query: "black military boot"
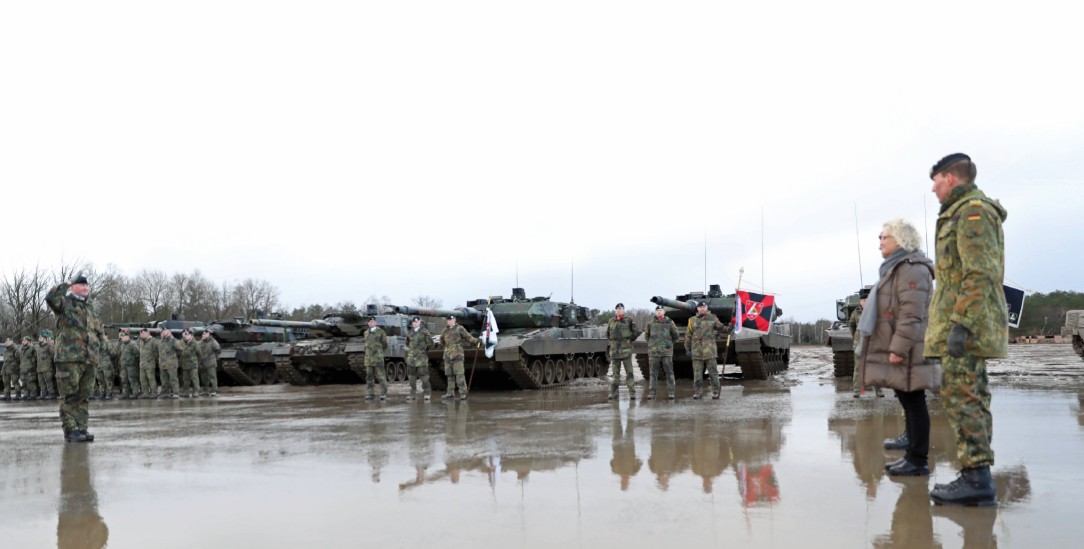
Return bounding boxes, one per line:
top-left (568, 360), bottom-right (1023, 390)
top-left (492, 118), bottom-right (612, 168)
top-left (884, 432), bottom-right (909, 450)
top-left (64, 431), bottom-right (89, 443)
top-left (931, 466), bottom-right (996, 507)
top-left (81, 430), bottom-right (95, 442)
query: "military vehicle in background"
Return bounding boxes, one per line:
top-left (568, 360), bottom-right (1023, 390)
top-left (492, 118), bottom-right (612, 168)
top-left (251, 305), bottom-right (440, 385)
top-left (1064, 310), bottom-right (1084, 362)
top-left (393, 287), bottom-right (607, 391)
top-left (632, 284), bottom-right (791, 381)
top-left (204, 317), bottom-right (311, 385)
top-left (827, 291), bottom-right (862, 378)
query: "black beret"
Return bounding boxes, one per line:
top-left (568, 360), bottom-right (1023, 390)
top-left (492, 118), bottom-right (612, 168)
top-left (446, 315), bottom-right (456, 320)
top-left (655, 304), bottom-right (665, 311)
top-left (859, 288), bottom-right (871, 299)
top-left (930, 153), bottom-right (971, 179)
top-left (615, 303), bottom-right (624, 309)
top-left (411, 316), bottom-right (421, 322)
top-left (697, 301), bottom-right (707, 307)
top-left (72, 275), bottom-right (89, 285)
top-left (367, 316), bottom-right (377, 321)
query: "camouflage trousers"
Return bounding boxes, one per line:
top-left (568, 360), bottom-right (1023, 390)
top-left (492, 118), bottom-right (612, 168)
top-left (852, 360), bottom-right (883, 395)
top-left (648, 356), bottom-right (675, 398)
top-left (118, 364), bottom-right (130, 396)
top-left (21, 369), bottom-right (39, 398)
top-left (444, 356), bottom-right (467, 396)
top-left (407, 362), bottom-right (430, 397)
top-left (38, 366), bottom-right (57, 396)
top-left (692, 359), bottom-right (720, 396)
top-left (139, 367), bottom-right (158, 397)
top-left (2, 371), bottom-right (15, 397)
top-left (199, 367), bottom-right (218, 394)
top-left (96, 365), bottom-right (114, 397)
top-left (182, 367), bottom-right (200, 395)
top-left (122, 364), bottom-right (140, 397)
top-left (609, 356), bottom-right (635, 396)
top-left (366, 361), bottom-right (388, 396)
top-left (56, 361), bottom-right (94, 433)
top-left (940, 355), bottom-right (994, 468)
top-left (159, 367), bottom-right (179, 396)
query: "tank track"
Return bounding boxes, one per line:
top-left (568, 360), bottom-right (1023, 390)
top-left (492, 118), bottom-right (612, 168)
top-left (517, 352), bottom-right (607, 390)
top-left (1072, 335), bottom-right (1084, 361)
top-left (346, 354), bottom-right (367, 383)
top-left (274, 356), bottom-right (311, 386)
top-left (500, 356), bottom-right (541, 390)
top-left (833, 351), bottom-right (855, 378)
top-left (428, 364), bottom-right (448, 391)
top-left (220, 358), bottom-right (258, 386)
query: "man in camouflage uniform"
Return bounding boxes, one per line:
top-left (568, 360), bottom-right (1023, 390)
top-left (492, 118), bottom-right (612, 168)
top-left (2, 337), bottom-right (20, 401)
top-left (45, 274), bottom-right (104, 442)
top-left (37, 330), bottom-right (58, 400)
top-left (925, 153), bottom-right (1007, 507)
top-left (157, 329), bottom-right (184, 398)
top-left (179, 330), bottom-right (202, 397)
top-left (686, 302), bottom-right (726, 400)
top-left (137, 328), bottom-right (159, 398)
top-left (440, 315), bottom-right (479, 401)
top-left (607, 303), bottom-right (641, 400)
top-left (95, 334), bottom-right (117, 400)
top-left (117, 329), bottom-right (141, 399)
top-left (643, 305), bottom-right (680, 400)
top-left (404, 316), bottom-right (432, 401)
top-left (20, 336), bottom-right (40, 400)
top-left (198, 331), bottom-right (221, 396)
top-left (363, 317), bottom-right (390, 402)
top-left (849, 289), bottom-right (884, 398)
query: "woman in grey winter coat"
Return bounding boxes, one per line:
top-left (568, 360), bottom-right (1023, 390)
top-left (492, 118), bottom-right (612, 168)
top-left (858, 218), bottom-right (937, 476)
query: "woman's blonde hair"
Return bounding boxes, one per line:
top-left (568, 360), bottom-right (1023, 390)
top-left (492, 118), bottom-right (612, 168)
top-left (883, 218), bottom-right (922, 252)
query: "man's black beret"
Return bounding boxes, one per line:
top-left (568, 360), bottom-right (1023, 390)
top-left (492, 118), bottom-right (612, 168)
top-left (930, 153), bottom-right (971, 179)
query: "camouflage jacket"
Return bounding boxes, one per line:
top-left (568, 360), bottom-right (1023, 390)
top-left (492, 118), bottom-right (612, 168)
top-left (849, 307), bottom-right (863, 348)
top-left (157, 334), bottom-right (184, 369)
top-left (181, 339), bottom-right (201, 369)
top-left (405, 327), bottom-right (432, 368)
top-left (925, 183), bottom-right (1009, 358)
top-left (363, 327), bottom-right (388, 366)
top-left (440, 324), bottom-right (478, 361)
top-left (607, 316), bottom-right (641, 360)
top-left (138, 337), bottom-right (159, 369)
top-left (199, 339), bottom-right (221, 368)
top-left (98, 339), bottom-right (118, 371)
top-left (686, 313), bottom-right (727, 360)
top-left (643, 316), bottom-right (680, 357)
top-left (2, 344), bottom-right (19, 373)
top-left (36, 340), bottom-right (55, 372)
top-left (119, 340), bottom-right (140, 370)
top-left (20, 343), bottom-right (38, 373)
top-left (45, 282), bottom-right (104, 364)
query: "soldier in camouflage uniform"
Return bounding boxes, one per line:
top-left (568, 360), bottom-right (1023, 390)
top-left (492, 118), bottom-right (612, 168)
top-left (20, 336), bottom-right (40, 400)
top-left (117, 329), bottom-right (141, 399)
top-left (137, 328), bottom-right (159, 398)
top-left (643, 305), bottom-right (680, 400)
top-left (404, 316), bottom-right (432, 401)
top-left (925, 153), bottom-right (1007, 507)
top-left (37, 330), bottom-right (58, 399)
top-left (363, 317), bottom-right (390, 402)
top-left (686, 302), bottom-right (726, 400)
top-left (179, 330), bottom-right (202, 397)
top-left (45, 275), bottom-right (104, 442)
top-left (198, 331), bottom-right (221, 396)
top-left (157, 329), bottom-right (184, 398)
top-left (95, 334), bottom-right (117, 400)
top-left (2, 337), bottom-right (20, 401)
top-left (440, 315), bottom-right (479, 401)
top-left (607, 303), bottom-right (641, 400)
top-left (849, 289), bottom-right (883, 398)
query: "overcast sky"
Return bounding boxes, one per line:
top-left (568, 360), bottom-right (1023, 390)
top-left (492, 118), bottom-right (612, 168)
top-left (2, 1), bottom-right (1082, 322)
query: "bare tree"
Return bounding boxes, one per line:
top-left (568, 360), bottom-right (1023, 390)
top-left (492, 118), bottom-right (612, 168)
top-left (232, 278), bottom-right (280, 319)
top-left (2, 265), bottom-right (51, 338)
top-left (135, 269), bottom-right (170, 318)
top-left (411, 295), bottom-right (443, 309)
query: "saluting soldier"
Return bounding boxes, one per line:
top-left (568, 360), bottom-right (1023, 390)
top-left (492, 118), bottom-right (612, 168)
top-left (404, 316), bottom-right (433, 401)
top-left (440, 315), bottom-right (479, 401)
top-left (96, 334), bottom-right (118, 400)
top-left (686, 302), bottom-right (726, 400)
top-left (198, 332), bottom-right (221, 396)
top-left (37, 330), bottom-right (58, 400)
top-left (643, 305), bottom-right (680, 400)
top-left (607, 303), bottom-right (641, 401)
top-left (20, 336), bottom-right (40, 400)
top-left (2, 337), bottom-right (20, 401)
top-left (137, 328), bottom-right (159, 398)
top-left (117, 329), bottom-right (141, 399)
top-left (45, 273), bottom-right (104, 442)
top-left (363, 317), bottom-right (389, 402)
top-left (925, 153), bottom-right (1008, 507)
top-left (157, 329), bottom-right (184, 398)
top-left (180, 330), bottom-right (202, 398)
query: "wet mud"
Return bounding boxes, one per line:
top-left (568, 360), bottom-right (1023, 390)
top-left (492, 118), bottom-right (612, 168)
top-left (1, 344), bottom-right (1081, 548)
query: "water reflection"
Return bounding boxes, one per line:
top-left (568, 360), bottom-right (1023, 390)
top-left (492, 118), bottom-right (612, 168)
top-left (872, 479), bottom-right (942, 549)
top-left (930, 466), bottom-right (1030, 549)
top-left (399, 404), bottom-right (436, 492)
top-left (57, 445), bottom-right (108, 549)
top-left (828, 394), bottom-right (903, 498)
top-left (610, 406), bottom-right (641, 491)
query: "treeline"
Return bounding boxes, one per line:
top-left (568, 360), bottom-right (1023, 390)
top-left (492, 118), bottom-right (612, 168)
top-left (1011, 290), bottom-right (1084, 336)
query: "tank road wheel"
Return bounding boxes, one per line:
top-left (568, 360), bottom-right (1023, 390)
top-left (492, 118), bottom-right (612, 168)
top-left (395, 362), bottom-right (407, 382)
top-left (530, 360), bottom-right (544, 385)
top-left (543, 360), bottom-right (556, 385)
top-left (575, 357), bottom-right (586, 379)
top-left (594, 356), bottom-right (607, 377)
top-left (737, 351), bottom-right (769, 380)
top-left (554, 359), bottom-right (566, 384)
top-left (244, 365), bottom-right (264, 385)
top-left (262, 366), bottom-right (279, 385)
top-left (565, 360), bottom-right (575, 381)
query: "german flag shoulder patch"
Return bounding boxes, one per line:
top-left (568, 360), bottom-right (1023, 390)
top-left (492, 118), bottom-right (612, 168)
top-left (967, 214), bottom-right (982, 221)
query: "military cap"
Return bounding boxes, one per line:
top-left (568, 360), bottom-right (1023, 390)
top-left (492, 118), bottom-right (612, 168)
top-left (411, 316), bottom-right (421, 323)
top-left (697, 301), bottom-right (708, 307)
top-left (40, 329), bottom-right (52, 338)
top-left (446, 314), bottom-right (456, 320)
top-left (72, 274), bottom-right (89, 285)
top-left (655, 304), bottom-right (665, 311)
top-left (367, 316), bottom-right (377, 322)
top-left (22, 335), bottom-right (32, 342)
top-left (859, 287), bottom-right (871, 299)
top-left (929, 153), bottom-right (971, 179)
top-left (615, 303), bottom-right (624, 309)
top-left (119, 328), bottom-right (131, 335)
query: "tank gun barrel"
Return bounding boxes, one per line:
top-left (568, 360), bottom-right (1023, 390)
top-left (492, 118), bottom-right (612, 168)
top-left (651, 296), bottom-right (735, 319)
top-left (249, 319), bottom-right (317, 329)
top-left (650, 296), bottom-right (698, 312)
top-left (392, 305), bottom-right (484, 324)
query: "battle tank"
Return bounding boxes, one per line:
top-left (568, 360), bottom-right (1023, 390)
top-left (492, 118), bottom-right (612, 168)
top-left (632, 284), bottom-right (791, 381)
top-left (204, 317), bottom-right (312, 386)
top-left (827, 291), bottom-right (862, 377)
top-left (1064, 310), bottom-right (1084, 362)
top-left (251, 305), bottom-right (440, 385)
top-left (392, 287), bottom-right (608, 390)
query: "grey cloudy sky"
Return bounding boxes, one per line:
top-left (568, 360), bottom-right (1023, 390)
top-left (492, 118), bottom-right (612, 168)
top-left (2, 1), bottom-right (1082, 322)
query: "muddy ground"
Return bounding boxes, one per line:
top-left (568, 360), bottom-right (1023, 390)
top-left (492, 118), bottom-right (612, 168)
top-left (1, 344), bottom-right (1081, 548)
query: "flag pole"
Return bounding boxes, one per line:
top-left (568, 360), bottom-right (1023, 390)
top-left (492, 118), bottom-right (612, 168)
top-left (723, 267), bottom-right (745, 366)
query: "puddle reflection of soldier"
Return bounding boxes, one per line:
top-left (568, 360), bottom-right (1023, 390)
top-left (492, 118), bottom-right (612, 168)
top-left (872, 480), bottom-right (942, 549)
top-left (932, 464), bottom-right (1030, 548)
top-left (57, 445), bottom-right (109, 549)
top-left (610, 412), bottom-right (642, 491)
top-left (444, 402), bottom-right (471, 483)
top-left (690, 414), bottom-right (729, 493)
top-left (829, 411), bottom-right (898, 498)
top-left (366, 415), bottom-right (388, 483)
top-left (648, 413), bottom-right (690, 491)
top-left (399, 404), bottom-right (436, 491)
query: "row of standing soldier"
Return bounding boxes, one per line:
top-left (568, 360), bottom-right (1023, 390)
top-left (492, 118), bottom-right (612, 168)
top-left (362, 314), bottom-right (480, 403)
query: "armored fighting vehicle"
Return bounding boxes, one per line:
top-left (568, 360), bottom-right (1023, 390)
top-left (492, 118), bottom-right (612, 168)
top-left (1064, 310), bottom-right (1084, 362)
top-left (393, 287), bottom-right (608, 390)
top-left (251, 305), bottom-right (439, 385)
top-left (633, 284), bottom-right (791, 381)
top-left (827, 291), bottom-right (862, 377)
top-left (204, 318), bottom-right (311, 385)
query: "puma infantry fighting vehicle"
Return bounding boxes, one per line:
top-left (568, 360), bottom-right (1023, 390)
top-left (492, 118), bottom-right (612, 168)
top-left (827, 290), bottom-right (864, 378)
top-left (1065, 310), bottom-right (1084, 362)
top-left (633, 284), bottom-right (791, 380)
top-left (251, 305), bottom-right (439, 385)
top-left (393, 287), bottom-right (608, 391)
